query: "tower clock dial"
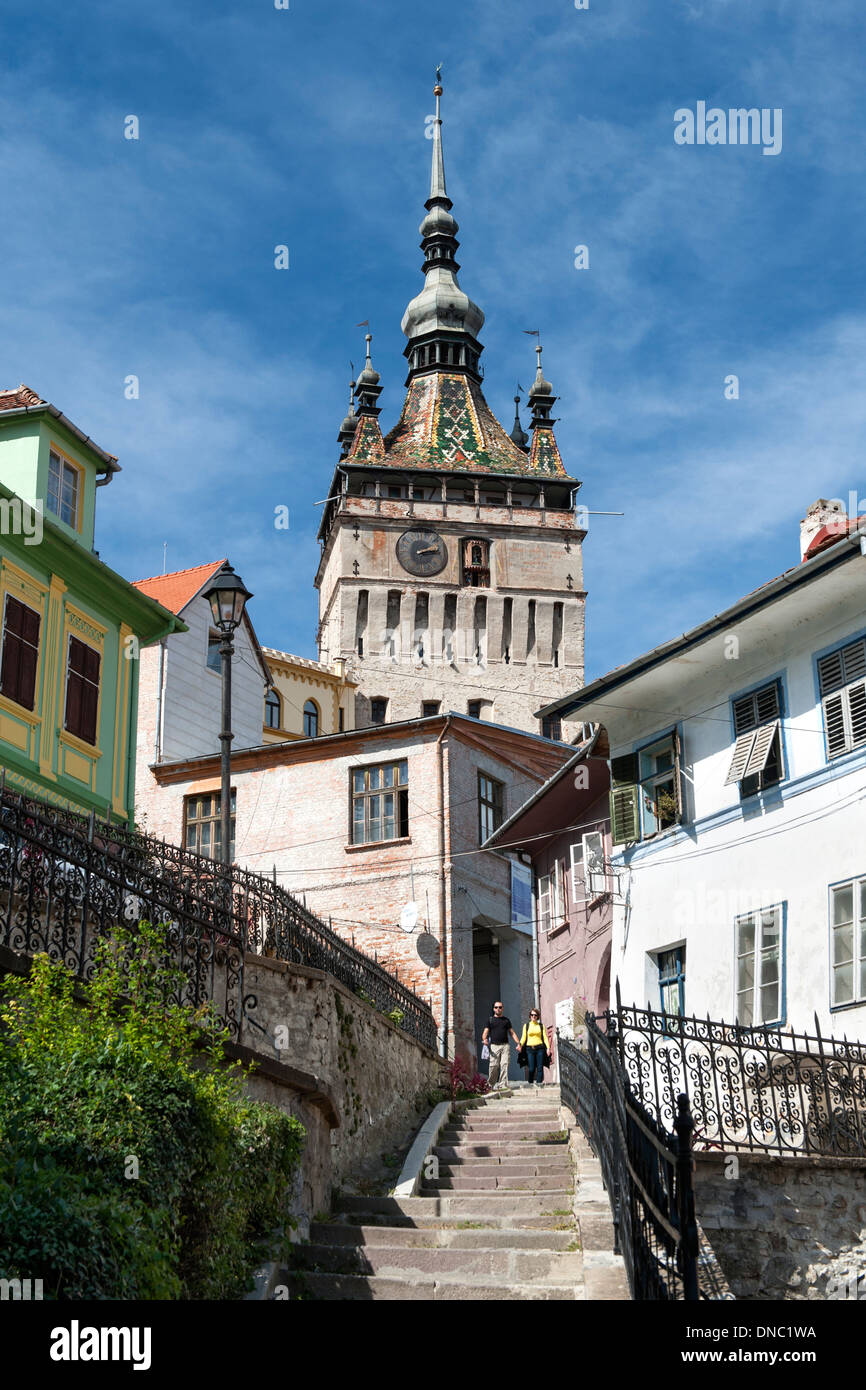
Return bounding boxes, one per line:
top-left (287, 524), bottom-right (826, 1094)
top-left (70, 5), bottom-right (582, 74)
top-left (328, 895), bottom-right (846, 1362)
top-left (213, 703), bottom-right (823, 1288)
top-left (396, 529), bottom-right (448, 577)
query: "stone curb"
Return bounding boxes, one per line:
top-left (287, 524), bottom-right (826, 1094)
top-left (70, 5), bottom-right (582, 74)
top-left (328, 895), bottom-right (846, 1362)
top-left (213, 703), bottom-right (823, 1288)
top-left (394, 1102), bottom-right (452, 1197)
top-left (392, 1088), bottom-right (519, 1198)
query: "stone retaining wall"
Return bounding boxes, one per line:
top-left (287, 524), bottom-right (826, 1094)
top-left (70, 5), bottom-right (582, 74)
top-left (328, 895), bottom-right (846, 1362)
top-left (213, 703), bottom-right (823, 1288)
top-left (694, 1151), bottom-right (866, 1300)
top-left (240, 955), bottom-right (445, 1229)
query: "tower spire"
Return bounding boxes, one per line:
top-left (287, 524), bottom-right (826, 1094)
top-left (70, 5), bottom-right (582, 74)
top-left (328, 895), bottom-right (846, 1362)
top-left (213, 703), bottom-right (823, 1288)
top-left (400, 69), bottom-right (485, 382)
top-left (430, 64), bottom-right (447, 201)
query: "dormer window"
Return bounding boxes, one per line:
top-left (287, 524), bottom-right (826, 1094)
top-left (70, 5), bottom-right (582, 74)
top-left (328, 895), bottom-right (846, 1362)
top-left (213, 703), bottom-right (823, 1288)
top-left (47, 450), bottom-right (81, 529)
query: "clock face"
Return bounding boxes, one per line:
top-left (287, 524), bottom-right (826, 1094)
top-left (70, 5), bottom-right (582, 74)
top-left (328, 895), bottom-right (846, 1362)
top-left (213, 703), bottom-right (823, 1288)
top-left (396, 529), bottom-right (448, 577)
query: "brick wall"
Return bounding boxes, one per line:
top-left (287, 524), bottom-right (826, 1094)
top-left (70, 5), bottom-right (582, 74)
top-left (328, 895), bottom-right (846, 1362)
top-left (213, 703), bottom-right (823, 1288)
top-left (136, 719), bottom-right (571, 1060)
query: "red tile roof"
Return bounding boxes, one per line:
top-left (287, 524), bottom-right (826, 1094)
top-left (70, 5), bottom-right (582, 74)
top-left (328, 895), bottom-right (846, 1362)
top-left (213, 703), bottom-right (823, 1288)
top-left (0, 384), bottom-right (45, 411)
top-left (133, 560), bottom-right (226, 616)
top-left (803, 517), bottom-right (866, 561)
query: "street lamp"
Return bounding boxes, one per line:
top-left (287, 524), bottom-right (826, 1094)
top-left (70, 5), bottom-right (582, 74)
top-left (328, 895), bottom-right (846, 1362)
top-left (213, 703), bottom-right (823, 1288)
top-left (203, 562), bottom-right (253, 867)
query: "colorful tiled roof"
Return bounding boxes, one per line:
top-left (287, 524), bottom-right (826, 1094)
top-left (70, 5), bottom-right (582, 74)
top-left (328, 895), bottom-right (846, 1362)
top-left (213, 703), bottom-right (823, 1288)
top-left (133, 560), bottom-right (226, 616)
top-left (347, 414), bottom-right (384, 461)
top-left (346, 371), bottom-right (569, 479)
top-left (529, 426), bottom-right (564, 475)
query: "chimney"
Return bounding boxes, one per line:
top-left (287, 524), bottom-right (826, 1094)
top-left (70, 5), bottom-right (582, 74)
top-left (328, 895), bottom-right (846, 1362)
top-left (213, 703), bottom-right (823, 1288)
top-left (800, 498), bottom-right (848, 561)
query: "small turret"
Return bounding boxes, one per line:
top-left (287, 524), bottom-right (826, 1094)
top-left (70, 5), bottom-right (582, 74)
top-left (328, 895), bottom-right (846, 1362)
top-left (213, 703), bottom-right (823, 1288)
top-left (338, 378), bottom-right (358, 458)
top-left (355, 335), bottom-right (383, 417)
top-left (509, 387), bottom-right (529, 452)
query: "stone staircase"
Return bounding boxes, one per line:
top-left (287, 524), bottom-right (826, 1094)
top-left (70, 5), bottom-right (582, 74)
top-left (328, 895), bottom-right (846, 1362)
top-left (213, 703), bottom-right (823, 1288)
top-left (280, 1084), bottom-right (626, 1300)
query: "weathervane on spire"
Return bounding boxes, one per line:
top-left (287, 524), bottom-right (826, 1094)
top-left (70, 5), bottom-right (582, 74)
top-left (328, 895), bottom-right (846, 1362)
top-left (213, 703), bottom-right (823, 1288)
top-left (435, 63), bottom-right (443, 88)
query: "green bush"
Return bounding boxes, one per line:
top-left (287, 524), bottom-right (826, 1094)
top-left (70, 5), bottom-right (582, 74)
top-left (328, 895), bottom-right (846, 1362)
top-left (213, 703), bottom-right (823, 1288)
top-left (0, 923), bottom-right (304, 1299)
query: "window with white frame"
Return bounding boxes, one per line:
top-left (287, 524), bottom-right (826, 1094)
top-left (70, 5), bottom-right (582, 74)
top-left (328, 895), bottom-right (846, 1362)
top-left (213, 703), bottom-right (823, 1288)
top-left (47, 450), bottom-right (80, 529)
top-left (830, 876), bottom-right (866, 1008)
top-left (818, 638), bottom-right (866, 759)
top-left (536, 859), bottom-right (565, 933)
top-left (570, 832), bottom-right (606, 900)
top-left (726, 683), bottom-right (782, 796)
top-left (351, 759), bottom-right (409, 845)
top-left (735, 906), bottom-right (783, 1025)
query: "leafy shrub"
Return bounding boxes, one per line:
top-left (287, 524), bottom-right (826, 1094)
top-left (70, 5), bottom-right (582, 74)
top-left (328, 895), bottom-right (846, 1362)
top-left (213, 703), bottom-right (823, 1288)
top-left (447, 1058), bottom-right (489, 1100)
top-left (0, 923), bottom-right (304, 1299)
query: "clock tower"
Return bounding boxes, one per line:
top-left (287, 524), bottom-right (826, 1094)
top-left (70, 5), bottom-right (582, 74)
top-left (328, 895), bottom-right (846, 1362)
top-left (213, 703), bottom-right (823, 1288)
top-left (315, 75), bottom-right (585, 738)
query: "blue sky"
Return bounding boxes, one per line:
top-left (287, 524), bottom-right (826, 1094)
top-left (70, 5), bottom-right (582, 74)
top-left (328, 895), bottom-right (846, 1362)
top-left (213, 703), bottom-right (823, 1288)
top-left (2, 0), bottom-right (865, 683)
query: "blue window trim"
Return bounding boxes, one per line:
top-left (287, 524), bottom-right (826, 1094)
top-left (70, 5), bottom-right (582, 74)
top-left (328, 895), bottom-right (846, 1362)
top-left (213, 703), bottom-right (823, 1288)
top-left (811, 624), bottom-right (866, 764)
top-left (733, 900), bottom-right (787, 1028)
top-left (827, 869), bottom-right (866, 1013)
top-left (727, 670), bottom-right (790, 799)
top-left (657, 943), bottom-right (686, 1017)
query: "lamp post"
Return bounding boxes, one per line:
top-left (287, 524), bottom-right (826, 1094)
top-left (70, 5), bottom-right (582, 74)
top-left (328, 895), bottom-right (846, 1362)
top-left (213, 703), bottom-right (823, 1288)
top-left (203, 562), bottom-right (253, 867)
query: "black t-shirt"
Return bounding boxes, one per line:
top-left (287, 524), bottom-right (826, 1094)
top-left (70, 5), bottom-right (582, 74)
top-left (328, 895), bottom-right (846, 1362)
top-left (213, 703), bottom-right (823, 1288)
top-left (487, 1015), bottom-right (512, 1045)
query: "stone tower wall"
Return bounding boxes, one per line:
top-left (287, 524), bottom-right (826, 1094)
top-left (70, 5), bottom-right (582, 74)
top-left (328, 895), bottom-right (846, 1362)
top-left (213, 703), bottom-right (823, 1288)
top-left (317, 493), bottom-right (586, 738)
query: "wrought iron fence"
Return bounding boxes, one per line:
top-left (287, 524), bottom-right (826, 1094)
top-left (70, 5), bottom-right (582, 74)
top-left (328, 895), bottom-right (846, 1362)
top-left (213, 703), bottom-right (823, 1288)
top-left (559, 1019), bottom-right (699, 1301)
top-left (0, 781), bottom-right (437, 1050)
top-left (609, 981), bottom-right (866, 1158)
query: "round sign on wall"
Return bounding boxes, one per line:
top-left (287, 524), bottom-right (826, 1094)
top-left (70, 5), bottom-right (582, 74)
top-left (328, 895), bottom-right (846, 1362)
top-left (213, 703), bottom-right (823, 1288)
top-left (400, 902), bottom-right (419, 933)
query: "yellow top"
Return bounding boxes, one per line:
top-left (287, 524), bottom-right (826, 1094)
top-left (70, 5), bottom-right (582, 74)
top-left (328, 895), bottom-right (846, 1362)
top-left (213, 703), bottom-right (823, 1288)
top-left (520, 1021), bottom-right (549, 1048)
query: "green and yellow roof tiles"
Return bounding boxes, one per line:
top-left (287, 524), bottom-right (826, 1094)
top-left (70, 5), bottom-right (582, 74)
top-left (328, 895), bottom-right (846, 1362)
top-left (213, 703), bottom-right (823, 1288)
top-left (347, 371), bottom-right (568, 478)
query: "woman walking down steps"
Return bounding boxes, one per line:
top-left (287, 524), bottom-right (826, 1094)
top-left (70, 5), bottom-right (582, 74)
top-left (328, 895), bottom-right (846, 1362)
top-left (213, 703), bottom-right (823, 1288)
top-left (518, 1009), bottom-right (551, 1087)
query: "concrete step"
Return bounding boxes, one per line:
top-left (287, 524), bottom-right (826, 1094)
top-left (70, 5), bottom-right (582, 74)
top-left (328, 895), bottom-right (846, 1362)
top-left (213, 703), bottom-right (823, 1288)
top-left (335, 1194), bottom-right (574, 1219)
top-left (291, 1243), bottom-right (583, 1280)
top-left (434, 1142), bottom-right (567, 1159)
top-left (424, 1173), bottom-right (571, 1192)
top-left (467, 1103), bottom-right (561, 1115)
top-left (278, 1272), bottom-right (580, 1301)
top-left (436, 1159), bottom-right (571, 1176)
top-left (324, 1211), bottom-right (575, 1231)
top-left (310, 1223), bottom-right (577, 1250)
top-left (439, 1131), bottom-right (564, 1146)
top-left (451, 1113), bottom-right (561, 1127)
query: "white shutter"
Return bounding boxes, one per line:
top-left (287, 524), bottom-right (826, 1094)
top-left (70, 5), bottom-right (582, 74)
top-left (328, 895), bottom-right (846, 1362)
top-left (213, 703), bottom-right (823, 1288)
top-left (725, 730), bottom-right (757, 784)
top-left (824, 692), bottom-right (847, 757)
top-left (552, 859), bottom-right (564, 921)
top-left (843, 640), bottom-right (866, 686)
top-left (848, 681), bottom-right (866, 748)
top-left (582, 831), bottom-right (606, 897)
top-left (818, 649), bottom-right (846, 697)
top-left (743, 720), bottom-right (779, 777)
top-left (570, 841), bottom-right (585, 899)
top-left (536, 874), bottom-right (551, 934)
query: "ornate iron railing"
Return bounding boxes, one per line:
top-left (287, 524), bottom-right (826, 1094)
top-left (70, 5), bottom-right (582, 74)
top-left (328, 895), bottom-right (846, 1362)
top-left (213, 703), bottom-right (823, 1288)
top-left (0, 781), bottom-right (437, 1050)
top-left (609, 981), bottom-right (866, 1158)
top-left (559, 1019), bottom-right (699, 1301)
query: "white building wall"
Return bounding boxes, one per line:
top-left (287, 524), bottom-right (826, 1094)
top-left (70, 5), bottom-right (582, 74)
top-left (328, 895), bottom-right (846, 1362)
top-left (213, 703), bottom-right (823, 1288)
top-left (610, 589), bottom-right (866, 1041)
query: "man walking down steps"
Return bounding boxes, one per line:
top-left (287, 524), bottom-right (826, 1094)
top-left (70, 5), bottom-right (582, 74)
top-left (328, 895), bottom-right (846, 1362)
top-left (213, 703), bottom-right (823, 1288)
top-left (280, 1083), bottom-right (629, 1300)
top-left (482, 1001), bottom-right (521, 1090)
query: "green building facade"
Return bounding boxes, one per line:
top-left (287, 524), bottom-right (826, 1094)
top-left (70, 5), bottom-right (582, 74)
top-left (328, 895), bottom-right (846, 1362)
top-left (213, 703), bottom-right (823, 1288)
top-left (0, 384), bottom-right (183, 822)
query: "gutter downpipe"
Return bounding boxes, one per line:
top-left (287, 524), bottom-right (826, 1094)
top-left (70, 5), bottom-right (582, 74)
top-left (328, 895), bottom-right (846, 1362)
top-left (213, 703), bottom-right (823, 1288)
top-left (531, 870), bottom-right (540, 1010)
top-left (154, 639), bottom-right (167, 763)
top-left (436, 715), bottom-right (453, 1058)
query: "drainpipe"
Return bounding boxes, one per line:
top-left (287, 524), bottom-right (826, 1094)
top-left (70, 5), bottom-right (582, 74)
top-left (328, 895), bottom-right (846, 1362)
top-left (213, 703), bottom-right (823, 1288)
top-left (530, 860), bottom-right (540, 1007)
top-left (154, 638), bottom-right (167, 762)
top-left (435, 715), bottom-right (452, 1058)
